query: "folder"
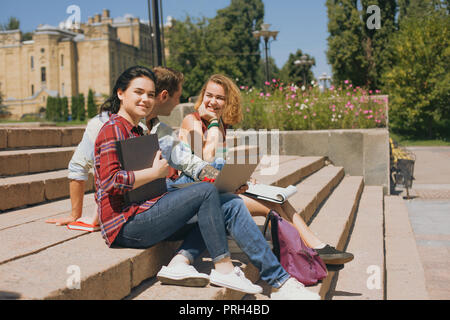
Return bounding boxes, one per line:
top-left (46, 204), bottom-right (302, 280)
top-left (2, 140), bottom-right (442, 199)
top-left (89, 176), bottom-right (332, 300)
top-left (115, 134), bottom-right (167, 204)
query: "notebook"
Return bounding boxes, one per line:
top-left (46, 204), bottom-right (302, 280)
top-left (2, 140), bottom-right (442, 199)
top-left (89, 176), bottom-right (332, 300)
top-left (115, 134), bottom-right (167, 204)
top-left (67, 221), bottom-right (100, 232)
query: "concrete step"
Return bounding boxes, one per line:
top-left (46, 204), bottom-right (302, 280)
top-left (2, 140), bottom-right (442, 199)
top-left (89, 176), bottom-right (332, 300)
top-left (0, 194), bottom-right (96, 231)
top-left (0, 169), bottom-right (94, 212)
top-left (329, 186), bottom-right (384, 300)
top-left (252, 156), bottom-right (325, 187)
top-left (291, 165), bottom-right (345, 223)
top-left (0, 147), bottom-right (76, 177)
top-left (0, 155), bottom-right (316, 300)
top-left (0, 127), bottom-right (85, 150)
top-left (298, 175), bottom-right (364, 299)
top-left (384, 195), bottom-right (429, 300)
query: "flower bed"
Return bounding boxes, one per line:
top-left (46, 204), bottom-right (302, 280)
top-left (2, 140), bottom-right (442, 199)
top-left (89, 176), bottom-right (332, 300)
top-left (236, 79), bottom-right (388, 131)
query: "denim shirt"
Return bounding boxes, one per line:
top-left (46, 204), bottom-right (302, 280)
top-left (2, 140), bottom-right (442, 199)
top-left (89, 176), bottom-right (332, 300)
top-left (148, 117), bottom-right (208, 181)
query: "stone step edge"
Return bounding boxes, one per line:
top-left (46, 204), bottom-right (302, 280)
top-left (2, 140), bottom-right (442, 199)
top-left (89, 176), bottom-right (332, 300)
top-left (0, 127), bottom-right (85, 150)
top-left (330, 186), bottom-right (384, 300)
top-left (0, 170), bottom-right (94, 212)
top-left (0, 147), bottom-right (76, 177)
top-left (384, 196), bottom-right (429, 300)
top-left (307, 176), bottom-right (364, 299)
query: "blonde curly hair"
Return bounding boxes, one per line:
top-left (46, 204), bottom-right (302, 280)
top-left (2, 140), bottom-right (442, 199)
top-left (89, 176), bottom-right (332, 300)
top-left (194, 74), bottom-right (243, 125)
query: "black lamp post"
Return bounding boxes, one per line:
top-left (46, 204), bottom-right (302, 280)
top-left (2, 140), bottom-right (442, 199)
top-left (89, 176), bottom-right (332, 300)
top-left (253, 23), bottom-right (279, 84)
top-left (294, 55), bottom-right (314, 87)
top-left (148, 0), bottom-right (165, 67)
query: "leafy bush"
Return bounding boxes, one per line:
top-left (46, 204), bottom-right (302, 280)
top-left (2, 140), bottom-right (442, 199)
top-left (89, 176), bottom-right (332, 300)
top-left (236, 79), bottom-right (387, 131)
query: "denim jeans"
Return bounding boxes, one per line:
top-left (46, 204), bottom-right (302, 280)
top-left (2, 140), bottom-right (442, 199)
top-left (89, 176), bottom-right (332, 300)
top-left (219, 193), bottom-right (290, 288)
top-left (167, 158), bottom-right (290, 288)
top-left (114, 182), bottom-right (230, 264)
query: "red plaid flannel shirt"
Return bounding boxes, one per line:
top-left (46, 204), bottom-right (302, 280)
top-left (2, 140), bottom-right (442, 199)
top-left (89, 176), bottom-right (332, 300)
top-left (94, 114), bottom-right (165, 247)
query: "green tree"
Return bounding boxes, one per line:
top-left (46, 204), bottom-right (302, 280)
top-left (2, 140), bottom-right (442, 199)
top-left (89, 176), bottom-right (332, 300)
top-left (167, 16), bottom-right (211, 101)
top-left (326, 0), bottom-right (397, 89)
top-left (0, 91), bottom-right (11, 118)
top-left (279, 50), bottom-right (316, 87)
top-left (167, 0), bottom-right (264, 99)
top-left (208, 0), bottom-right (264, 86)
top-left (0, 17), bottom-right (20, 31)
top-left (71, 96), bottom-right (78, 121)
top-left (45, 96), bottom-right (54, 121)
top-left (61, 97), bottom-right (69, 121)
top-left (77, 93), bottom-right (86, 121)
top-left (87, 89), bottom-right (97, 118)
top-left (383, 9), bottom-right (449, 138)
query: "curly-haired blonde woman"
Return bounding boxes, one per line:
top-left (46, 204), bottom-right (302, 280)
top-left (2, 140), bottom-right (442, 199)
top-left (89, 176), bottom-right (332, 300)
top-left (179, 74), bottom-right (354, 265)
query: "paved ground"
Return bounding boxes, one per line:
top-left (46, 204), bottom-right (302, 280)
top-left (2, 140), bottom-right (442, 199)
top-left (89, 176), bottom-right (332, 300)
top-left (399, 147), bottom-right (450, 300)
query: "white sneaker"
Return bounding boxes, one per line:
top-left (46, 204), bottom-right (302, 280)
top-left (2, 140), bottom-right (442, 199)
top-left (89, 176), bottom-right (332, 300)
top-left (157, 264), bottom-right (210, 287)
top-left (270, 277), bottom-right (321, 300)
top-left (210, 266), bottom-right (263, 295)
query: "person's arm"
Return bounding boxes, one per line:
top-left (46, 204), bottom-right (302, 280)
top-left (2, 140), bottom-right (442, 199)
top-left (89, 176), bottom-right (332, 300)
top-left (152, 119), bottom-right (212, 181)
top-left (180, 113), bottom-right (224, 163)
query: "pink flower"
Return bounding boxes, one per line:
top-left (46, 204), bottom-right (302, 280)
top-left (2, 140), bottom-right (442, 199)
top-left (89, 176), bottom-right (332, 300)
top-left (312, 113), bottom-right (317, 117)
top-left (344, 80), bottom-right (349, 84)
top-left (265, 81), bottom-right (270, 86)
top-left (259, 92), bottom-right (264, 97)
top-left (266, 93), bottom-right (271, 97)
top-left (272, 78), bottom-right (277, 83)
top-left (304, 115), bottom-right (308, 119)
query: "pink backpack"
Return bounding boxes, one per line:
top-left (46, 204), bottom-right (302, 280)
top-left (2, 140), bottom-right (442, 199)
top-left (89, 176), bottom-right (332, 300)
top-left (263, 210), bottom-right (328, 286)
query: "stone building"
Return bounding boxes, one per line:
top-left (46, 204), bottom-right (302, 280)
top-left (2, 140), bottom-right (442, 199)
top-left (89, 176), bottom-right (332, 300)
top-left (0, 9), bottom-right (153, 120)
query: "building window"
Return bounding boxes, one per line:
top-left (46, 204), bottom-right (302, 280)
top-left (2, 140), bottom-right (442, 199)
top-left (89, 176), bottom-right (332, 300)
top-left (31, 56), bottom-right (34, 70)
top-left (41, 67), bottom-right (46, 83)
top-left (61, 54), bottom-right (64, 68)
top-left (61, 83), bottom-right (65, 96)
top-left (41, 48), bottom-right (45, 53)
top-left (31, 84), bottom-right (34, 96)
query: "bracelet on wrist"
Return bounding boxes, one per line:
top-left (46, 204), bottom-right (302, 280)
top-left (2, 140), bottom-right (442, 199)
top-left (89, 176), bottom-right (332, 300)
top-left (207, 122), bottom-right (220, 130)
top-left (209, 118), bottom-right (218, 124)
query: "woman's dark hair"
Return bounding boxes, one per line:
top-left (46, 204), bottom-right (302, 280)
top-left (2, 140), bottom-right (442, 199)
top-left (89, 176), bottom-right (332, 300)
top-left (100, 66), bottom-right (156, 114)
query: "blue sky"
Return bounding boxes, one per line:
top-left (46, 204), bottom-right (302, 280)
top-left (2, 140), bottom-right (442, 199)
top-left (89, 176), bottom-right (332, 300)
top-left (1, 0), bottom-right (332, 78)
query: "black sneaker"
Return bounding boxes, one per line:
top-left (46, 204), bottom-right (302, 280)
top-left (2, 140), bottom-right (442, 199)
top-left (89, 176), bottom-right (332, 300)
top-left (314, 245), bottom-right (354, 265)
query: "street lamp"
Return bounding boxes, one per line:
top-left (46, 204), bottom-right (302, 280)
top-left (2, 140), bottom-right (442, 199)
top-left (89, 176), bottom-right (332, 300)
top-left (294, 55), bottom-right (314, 87)
top-left (253, 23), bottom-right (279, 84)
top-left (319, 72), bottom-right (331, 91)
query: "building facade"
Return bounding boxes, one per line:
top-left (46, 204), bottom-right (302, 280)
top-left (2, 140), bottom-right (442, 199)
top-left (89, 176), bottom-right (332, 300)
top-left (0, 9), bottom-right (153, 120)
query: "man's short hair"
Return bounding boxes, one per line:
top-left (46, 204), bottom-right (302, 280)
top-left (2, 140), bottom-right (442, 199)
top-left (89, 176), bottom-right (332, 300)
top-left (153, 66), bottom-right (184, 97)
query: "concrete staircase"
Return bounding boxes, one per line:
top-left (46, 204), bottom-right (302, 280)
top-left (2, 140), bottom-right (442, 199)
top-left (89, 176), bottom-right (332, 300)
top-left (0, 126), bottom-right (427, 300)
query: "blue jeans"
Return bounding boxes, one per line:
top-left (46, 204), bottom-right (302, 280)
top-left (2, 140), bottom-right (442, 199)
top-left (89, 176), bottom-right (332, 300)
top-left (114, 182), bottom-right (230, 264)
top-left (168, 158), bottom-right (290, 288)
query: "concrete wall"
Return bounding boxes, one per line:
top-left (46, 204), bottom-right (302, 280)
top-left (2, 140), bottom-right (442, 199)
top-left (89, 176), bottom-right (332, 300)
top-left (164, 103), bottom-right (390, 193)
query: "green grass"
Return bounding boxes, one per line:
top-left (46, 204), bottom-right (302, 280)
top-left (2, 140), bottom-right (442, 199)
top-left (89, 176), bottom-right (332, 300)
top-left (390, 132), bottom-right (450, 147)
